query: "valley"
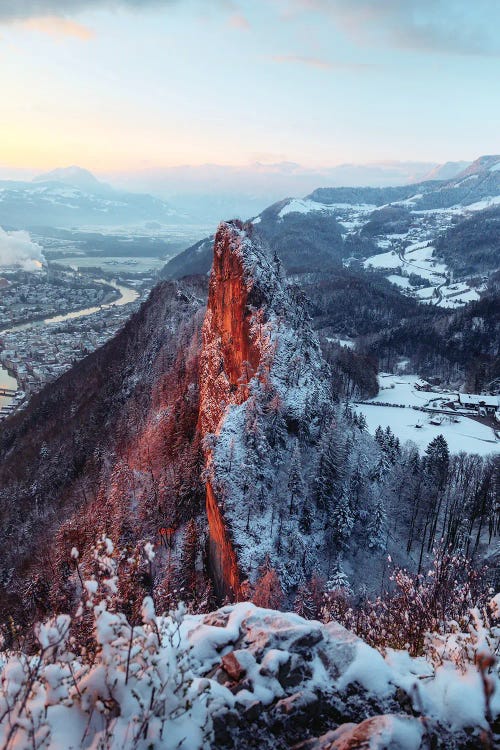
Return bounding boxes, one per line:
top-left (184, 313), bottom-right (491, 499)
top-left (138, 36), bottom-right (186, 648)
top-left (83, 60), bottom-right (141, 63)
top-left (0, 214), bottom-right (500, 750)
top-left (162, 156), bottom-right (500, 454)
top-left (1, 5), bottom-right (499, 746)
top-left (0, 272), bottom-right (142, 416)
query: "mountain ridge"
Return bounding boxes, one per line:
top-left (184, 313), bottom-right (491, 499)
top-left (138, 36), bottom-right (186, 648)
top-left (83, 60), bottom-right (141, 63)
top-left (160, 154), bottom-right (500, 282)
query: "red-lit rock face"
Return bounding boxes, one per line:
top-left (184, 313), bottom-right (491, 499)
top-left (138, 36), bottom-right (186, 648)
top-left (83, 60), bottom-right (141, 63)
top-left (205, 481), bottom-right (241, 599)
top-left (198, 223), bottom-right (261, 437)
top-left (199, 223), bottom-right (266, 600)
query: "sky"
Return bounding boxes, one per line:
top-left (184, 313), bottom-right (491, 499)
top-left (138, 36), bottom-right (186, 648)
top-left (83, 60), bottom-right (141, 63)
top-left (0, 0), bottom-right (499, 177)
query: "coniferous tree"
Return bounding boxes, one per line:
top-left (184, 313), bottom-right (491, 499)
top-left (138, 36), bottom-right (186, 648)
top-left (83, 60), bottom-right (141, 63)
top-left (313, 427), bottom-right (346, 515)
top-left (329, 490), bottom-right (354, 550)
top-left (287, 441), bottom-right (305, 514)
top-left (299, 502), bottom-right (313, 534)
top-left (325, 562), bottom-right (352, 595)
top-left (424, 434), bottom-right (450, 492)
top-left (294, 582), bottom-right (316, 619)
top-left (367, 498), bottom-right (386, 551)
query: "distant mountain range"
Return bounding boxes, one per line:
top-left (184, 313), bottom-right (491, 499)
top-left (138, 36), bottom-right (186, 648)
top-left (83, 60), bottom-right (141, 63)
top-left (161, 155), bottom-right (500, 280)
top-left (0, 166), bottom-right (184, 229)
top-left (109, 159), bottom-right (471, 222)
top-left (0, 157), bottom-right (495, 232)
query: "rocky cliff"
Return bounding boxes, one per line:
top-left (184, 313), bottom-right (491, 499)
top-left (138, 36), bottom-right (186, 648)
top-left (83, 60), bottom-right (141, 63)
top-left (198, 221), bottom-right (333, 599)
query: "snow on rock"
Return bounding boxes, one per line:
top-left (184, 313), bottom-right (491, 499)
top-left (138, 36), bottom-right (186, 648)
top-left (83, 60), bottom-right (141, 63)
top-left (295, 716), bottom-right (425, 750)
top-left (1, 601), bottom-right (498, 749)
top-left (191, 603), bottom-right (500, 748)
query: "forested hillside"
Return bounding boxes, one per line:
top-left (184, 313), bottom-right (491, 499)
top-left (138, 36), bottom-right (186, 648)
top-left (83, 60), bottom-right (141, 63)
top-left (0, 224), bottom-right (498, 641)
top-left (435, 205), bottom-right (500, 275)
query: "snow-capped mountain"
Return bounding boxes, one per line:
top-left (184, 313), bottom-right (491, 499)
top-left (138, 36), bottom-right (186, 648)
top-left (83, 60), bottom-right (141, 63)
top-left (0, 167), bottom-right (183, 228)
top-left (33, 165), bottom-right (112, 194)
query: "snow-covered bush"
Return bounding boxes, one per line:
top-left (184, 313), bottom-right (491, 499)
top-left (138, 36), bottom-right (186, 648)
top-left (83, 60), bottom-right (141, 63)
top-left (1, 542), bottom-right (498, 750)
top-left (318, 548), bottom-right (494, 657)
top-left (0, 537), bottom-right (214, 750)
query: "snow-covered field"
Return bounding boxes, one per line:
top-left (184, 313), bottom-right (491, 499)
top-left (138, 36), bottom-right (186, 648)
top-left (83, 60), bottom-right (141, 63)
top-left (387, 274), bottom-right (412, 289)
top-left (364, 249), bottom-right (402, 270)
top-left (326, 335), bottom-right (355, 348)
top-left (356, 374), bottom-right (499, 456)
top-left (277, 198), bottom-right (376, 229)
top-left (345, 195), bottom-right (492, 308)
top-left (369, 374), bottom-right (453, 406)
top-left (358, 403), bottom-right (498, 455)
top-left (365, 237), bottom-right (486, 309)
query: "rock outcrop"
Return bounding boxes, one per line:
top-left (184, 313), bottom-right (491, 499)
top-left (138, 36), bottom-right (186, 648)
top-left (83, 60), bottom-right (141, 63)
top-left (190, 603), bottom-right (499, 750)
top-left (198, 221), bottom-right (332, 599)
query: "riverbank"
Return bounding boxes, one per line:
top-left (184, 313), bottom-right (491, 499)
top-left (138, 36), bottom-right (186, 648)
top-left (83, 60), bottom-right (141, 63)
top-left (0, 364), bottom-right (19, 415)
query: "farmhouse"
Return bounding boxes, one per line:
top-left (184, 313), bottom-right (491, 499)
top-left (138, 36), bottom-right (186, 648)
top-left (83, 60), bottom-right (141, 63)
top-left (458, 393), bottom-right (499, 415)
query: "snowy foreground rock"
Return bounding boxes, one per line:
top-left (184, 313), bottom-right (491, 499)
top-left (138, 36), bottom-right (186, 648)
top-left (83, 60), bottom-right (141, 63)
top-left (1, 601), bottom-right (498, 749)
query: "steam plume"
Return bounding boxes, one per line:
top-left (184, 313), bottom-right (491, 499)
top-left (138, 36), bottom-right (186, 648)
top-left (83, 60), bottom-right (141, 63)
top-left (0, 227), bottom-right (46, 271)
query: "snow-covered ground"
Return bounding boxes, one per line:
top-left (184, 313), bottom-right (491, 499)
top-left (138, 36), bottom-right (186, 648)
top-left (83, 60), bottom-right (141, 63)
top-left (1, 598), bottom-right (498, 750)
top-left (370, 374), bottom-right (458, 407)
top-left (278, 198), bottom-right (330, 218)
top-left (355, 374), bottom-right (499, 456)
top-left (365, 237), bottom-right (487, 308)
top-left (326, 335), bottom-right (355, 349)
top-left (358, 403), bottom-right (498, 455)
top-left (337, 193), bottom-right (493, 308)
top-left (466, 195), bottom-right (500, 211)
top-left (387, 274), bottom-right (412, 289)
top-left (364, 249), bottom-right (402, 270)
top-left (277, 198), bottom-right (376, 229)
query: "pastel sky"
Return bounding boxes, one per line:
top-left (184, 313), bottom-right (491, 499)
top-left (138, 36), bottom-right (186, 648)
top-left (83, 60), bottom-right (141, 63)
top-left (0, 0), bottom-right (499, 174)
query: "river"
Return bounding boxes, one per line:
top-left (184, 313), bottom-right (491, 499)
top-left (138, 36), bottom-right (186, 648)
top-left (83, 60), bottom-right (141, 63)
top-left (0, 279), bottom-right (139, 414)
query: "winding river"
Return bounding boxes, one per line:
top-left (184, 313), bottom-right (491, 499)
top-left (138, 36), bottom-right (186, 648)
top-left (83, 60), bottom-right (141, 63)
top-left (0, 280), bottom-right (139, 414)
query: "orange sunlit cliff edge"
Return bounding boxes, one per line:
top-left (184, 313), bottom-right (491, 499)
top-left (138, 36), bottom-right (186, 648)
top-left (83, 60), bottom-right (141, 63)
top-left (198, 221), bottom-right (268, 599)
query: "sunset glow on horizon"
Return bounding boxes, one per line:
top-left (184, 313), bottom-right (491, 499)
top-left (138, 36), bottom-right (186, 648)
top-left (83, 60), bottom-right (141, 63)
top-left (0, 0), bottom-right (499, 176)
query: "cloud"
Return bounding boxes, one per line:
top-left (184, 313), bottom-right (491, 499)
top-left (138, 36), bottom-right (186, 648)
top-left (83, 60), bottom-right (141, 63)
top-left (20, 16), bottom-right (94, 39)
top-left (0, 227), bottom-right (46, 271)
top-left (228, 13), bottom-right (250, 31)
top-left (271, 54), bottom-right (375, 72)
top-left (0, 1), bottom-right (178, 22)
top-left (292, 0), bottom-right (500, 57)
